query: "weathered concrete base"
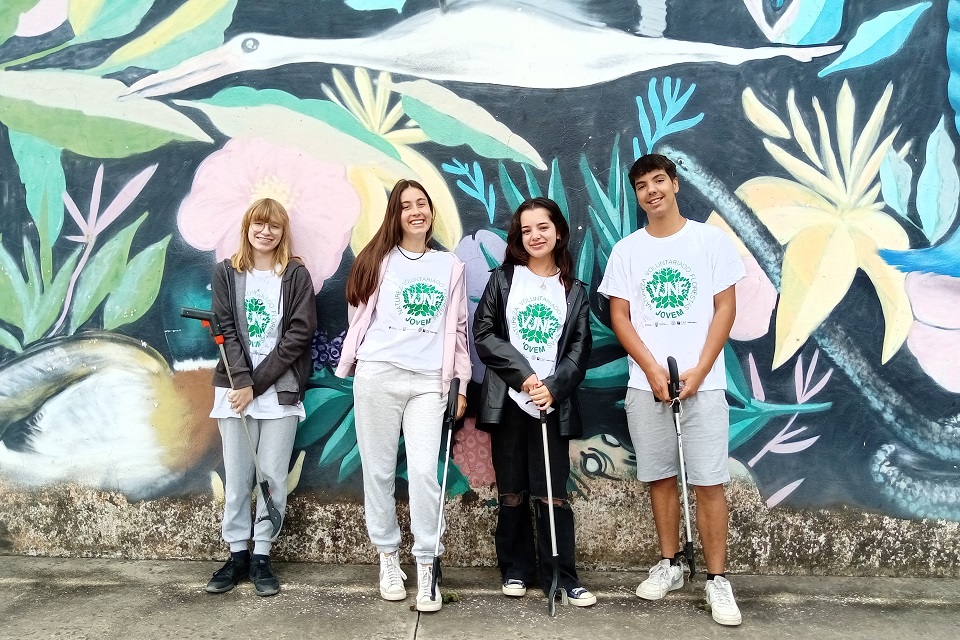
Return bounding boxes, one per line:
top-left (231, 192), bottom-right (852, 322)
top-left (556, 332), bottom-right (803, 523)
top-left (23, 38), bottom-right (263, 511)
top-left (1, 479), bottom-right (958, 576)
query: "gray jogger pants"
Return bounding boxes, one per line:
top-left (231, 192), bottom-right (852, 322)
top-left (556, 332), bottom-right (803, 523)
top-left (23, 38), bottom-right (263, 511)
top-left (218, 415), bottom-right (298, 553)
top-left (353, 360), bottom-right (445, 564)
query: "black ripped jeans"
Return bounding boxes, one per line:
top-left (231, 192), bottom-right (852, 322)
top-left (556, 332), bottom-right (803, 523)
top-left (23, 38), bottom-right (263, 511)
top-left (490, 400), bottom-right (581, 593)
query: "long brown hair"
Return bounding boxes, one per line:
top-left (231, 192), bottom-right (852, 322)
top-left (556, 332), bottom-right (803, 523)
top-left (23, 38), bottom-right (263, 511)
top-left (504, 197), bottom-right (574, 291)
top-left (230, 198), bottom-right (292, 273)
top-left (346, 179), bottom-right (435, 306)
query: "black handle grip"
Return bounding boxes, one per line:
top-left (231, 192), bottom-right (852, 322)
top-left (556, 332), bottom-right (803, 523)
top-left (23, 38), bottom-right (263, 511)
top-left (667, 356), bottom-right (680, 412)
top-left (444, 378), bottom-right (460, 427)
top-left (180, 307), bottom-right (222, 338)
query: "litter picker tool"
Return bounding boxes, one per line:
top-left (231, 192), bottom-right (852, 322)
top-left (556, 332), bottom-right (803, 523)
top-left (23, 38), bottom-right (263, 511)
top-left (540, 408), bottom-right (568, 616)
top-left (667, 355), bottom-right (696, 580)
top-left (431, 377), bottom-right (460, 601)
top-left (181, 307), bottom-right (283, 538)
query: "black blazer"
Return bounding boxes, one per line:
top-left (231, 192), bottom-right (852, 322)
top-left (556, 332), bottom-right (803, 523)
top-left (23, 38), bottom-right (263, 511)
top-left (472, 263), bottom-right (592, 438)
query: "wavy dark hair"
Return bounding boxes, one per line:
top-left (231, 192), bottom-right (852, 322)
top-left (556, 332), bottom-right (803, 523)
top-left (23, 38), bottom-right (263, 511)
top-left (346, 179), bottom-right (435, 306)
top-left (504, 197), bottom-right (574, 291)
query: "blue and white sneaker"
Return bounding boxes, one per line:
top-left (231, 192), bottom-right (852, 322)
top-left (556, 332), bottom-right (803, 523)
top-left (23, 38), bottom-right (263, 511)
top-left (502, 579), bottom-right (527, 597)
top-left (565, 586), bottom-right (597, 607)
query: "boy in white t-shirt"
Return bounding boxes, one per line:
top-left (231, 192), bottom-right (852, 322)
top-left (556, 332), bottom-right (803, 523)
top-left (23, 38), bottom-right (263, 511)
top-left (598, 154), bottom-right (745, 626)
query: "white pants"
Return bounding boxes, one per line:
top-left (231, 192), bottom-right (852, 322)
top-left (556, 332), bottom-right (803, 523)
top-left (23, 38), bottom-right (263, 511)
top-left (218, 415), bottom-right (298, 554)
top-left (353, 360), bottom-right (445, 563)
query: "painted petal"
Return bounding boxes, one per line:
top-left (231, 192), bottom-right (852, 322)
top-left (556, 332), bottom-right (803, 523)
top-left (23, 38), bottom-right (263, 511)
top-left (730, 254), bottom-right (778, 342)
top-left (787, 88), bottom-right (822, 169)
top-left (906, 272), bottom-right (960, 330)
top-left (763, 140), bottom-right (846, 204)
top-left (740, 87), bottom-right (790, 139)
top-left (836, 81), bottom-right (855, 183)
top-left (15, 0), bottom-right (67, 38)
top-left (812, 96), bottom-right (844, 187)
top-left (850, 83), bottom-right (894, 185)
top-left (852, 228), bottom-right (911, 363)
top-left (774, 223), bottom-right (857, 368)
top-left (96, 164), bottom-right (159, 234)
top-left (347, 166), bottom-right (389, 256)
top-left (907, 322), bottom-right (960, 393)
top-left (736, 177), bottom-right (836, 243)
top-left (845, 208), bottom-right (909, 250)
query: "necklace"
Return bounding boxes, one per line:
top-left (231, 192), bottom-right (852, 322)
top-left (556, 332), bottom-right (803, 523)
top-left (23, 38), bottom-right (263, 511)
top-left (529, 265), bottom-right (559, 290)
top-left (397, 246), bottom-right (428, 261)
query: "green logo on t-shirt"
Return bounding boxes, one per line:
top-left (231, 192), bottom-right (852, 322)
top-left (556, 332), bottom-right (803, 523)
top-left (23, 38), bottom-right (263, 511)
top-left (516, 302), bottom-right (561, 346)
top-left (646, 267), bottom-right (691, 309)
top-left (398, 280), bottom-right (445, 325)
top-left (246, 296), bottom-right (271, 348)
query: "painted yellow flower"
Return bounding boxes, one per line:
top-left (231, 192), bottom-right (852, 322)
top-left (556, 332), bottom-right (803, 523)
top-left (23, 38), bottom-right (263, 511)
top-left (323, 68), bottom-right (462, 254)
top-left (740, 82), bottom-right (911, 368)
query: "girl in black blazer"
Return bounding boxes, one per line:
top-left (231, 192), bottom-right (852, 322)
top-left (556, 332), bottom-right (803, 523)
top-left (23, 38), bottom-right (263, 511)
top-left (473, 197), bottom-right (595, 606)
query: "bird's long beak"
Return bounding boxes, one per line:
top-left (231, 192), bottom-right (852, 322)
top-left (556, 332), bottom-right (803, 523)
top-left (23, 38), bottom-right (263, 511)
top-left (123, 47), bottom-right (243, 99)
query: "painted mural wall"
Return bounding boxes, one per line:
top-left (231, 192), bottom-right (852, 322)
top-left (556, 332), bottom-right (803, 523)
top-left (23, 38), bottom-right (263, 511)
top-left (0, 0), bottom-right (958, 560)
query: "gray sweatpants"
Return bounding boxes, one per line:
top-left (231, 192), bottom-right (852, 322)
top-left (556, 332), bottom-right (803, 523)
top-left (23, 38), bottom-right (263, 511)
top-left (218, 415), bottom-right (298, 555)
top-left (353, 360), bottom-right (445, 564)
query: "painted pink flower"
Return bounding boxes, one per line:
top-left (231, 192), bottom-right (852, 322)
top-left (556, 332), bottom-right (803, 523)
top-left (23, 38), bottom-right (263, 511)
top-left (731, 254), bottom-right (779, 341)
top-left (178, 137), bottom-right (361, 290)
top-left (905, 272), bottom-right (960, 392)
top-left (453, 417), bottom-right (496, 488)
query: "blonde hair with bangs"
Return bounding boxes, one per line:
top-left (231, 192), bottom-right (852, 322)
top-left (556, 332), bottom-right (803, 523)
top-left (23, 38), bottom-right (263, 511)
top-left (231, 198), bottom-right (293, 273)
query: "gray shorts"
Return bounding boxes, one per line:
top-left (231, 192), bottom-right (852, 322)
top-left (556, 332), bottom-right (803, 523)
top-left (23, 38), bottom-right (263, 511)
top-left (624, 388), bottom-right (730, 486)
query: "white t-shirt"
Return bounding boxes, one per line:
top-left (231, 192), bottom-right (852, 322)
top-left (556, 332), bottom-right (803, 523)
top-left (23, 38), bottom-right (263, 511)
top-left (507, 266), bottom-right (567, 417)
top-left (598, 220), bottom-right (745, 392)
top-left (211, 268), bottom-right (305, 420)
top-left (357, 248), bottom-right (456, 375)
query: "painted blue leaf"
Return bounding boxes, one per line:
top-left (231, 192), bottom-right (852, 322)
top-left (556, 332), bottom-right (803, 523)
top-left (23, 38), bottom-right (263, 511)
top-left (455, 179), bottom-right (481, 200)
top-left (522, 164), bottom-right (543, 199)
top-left (648, 77), bottom-right (664, 125)
top-left (547, 158), bottom-right (568, 218)
top-left (948, 0), bottom-right (960, 137)
top-left (576, 228), bottom-right (595, 284)
top-left (486, 184), bottom-right (497, 223)
top-left (345, 0), bottom-right (406, 12)
top-left (636, 95), bottom-right (653, 153)
top-left (917, 117), bottom-right (960, 243)
top-left (879, 147), bottom-right (913, 219)
top-left (660, 113), bottom-right (706, 138)
top-left (819, 2), bottom-right (933, 77)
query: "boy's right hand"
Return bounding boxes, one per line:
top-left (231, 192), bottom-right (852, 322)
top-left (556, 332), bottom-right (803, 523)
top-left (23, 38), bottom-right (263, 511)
top-left (642, 363), bottom-right (671, 403)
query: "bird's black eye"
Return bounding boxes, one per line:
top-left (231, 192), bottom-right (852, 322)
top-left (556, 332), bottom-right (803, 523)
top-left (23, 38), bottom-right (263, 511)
top-left (242, 38), bottom-right (260, 53)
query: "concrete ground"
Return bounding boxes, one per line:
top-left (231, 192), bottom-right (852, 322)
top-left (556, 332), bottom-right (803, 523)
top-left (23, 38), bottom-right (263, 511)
top-left (1, 556), bottom-right (958, 639)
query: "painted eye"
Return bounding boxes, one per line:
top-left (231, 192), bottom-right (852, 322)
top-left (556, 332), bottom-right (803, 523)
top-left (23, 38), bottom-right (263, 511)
top-left (242, 37), bottom-right (260, 53)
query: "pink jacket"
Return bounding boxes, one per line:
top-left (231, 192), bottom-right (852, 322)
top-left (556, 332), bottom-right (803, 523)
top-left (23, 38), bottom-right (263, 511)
top-left (335, 254), bottom-right (471, 398)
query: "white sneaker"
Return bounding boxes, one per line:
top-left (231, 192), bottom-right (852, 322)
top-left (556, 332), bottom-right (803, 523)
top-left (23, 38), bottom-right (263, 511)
top-left (636, 559), bottom-right (683, 600)
top-left (705, 576), bottom-right (742, 626)
top-left (416, 563), bottom-right (442, 612)
top-left (565, 586), bottom-right (597, 607)
top-left (378, 552), bottom-right (407, 601)
top-left (502, 579), bottom-right (527, 597)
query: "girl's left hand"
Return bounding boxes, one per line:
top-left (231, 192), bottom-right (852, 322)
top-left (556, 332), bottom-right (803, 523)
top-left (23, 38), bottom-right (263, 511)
top-left (228, 386), bottom-right (254, 414)
top-left (529, 384), bottom-right (554, 410)
top-left (456, 394), bottom-right (467, 420)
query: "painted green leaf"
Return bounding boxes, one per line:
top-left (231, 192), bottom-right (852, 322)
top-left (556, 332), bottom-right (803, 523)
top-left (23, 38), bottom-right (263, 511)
top-left (394, 79), bottom-right (546, 170)
top-left (0, 0), bottom-right (42, 47)
top-left (819, 2), bottom-right (932, 77)
top-left (879, 147), bottom-right (912, 220)
top-left (498, 162), bottom-right (524, 213)
top-left (0, 241), bottom-right (29, 329)
top-left (319, 410), bottom-right (357, 467)
top-left (442, 460), bottom-right (471, 498)
top-left (71, 0), bottom-right (156, 44)
top-left (0, 325), bottom-right (22, 353)
top-left (102, 235), bottom-right (170, 330)
top-left (582, 357), bottom-right (628, 389)
top-left (0, 70), bottom-right (213, 158)
top-left (177, 88), bottom-right (405, 171)
top-left (7, 130), bottom-right (65, 281)
top-left (94, 0), bottom-right (238, 74)
top-left (338, 445), bottom-right (361, 483)
top-left (21, 236), bottom-right (42, 308)
top-left (295, 387), bottom-right (354, 449)
top-left (576, 227), bottom-right (594, 284)
top-left (547, 158), bottom-right (569, 220)
top-left (26, 247), bottom-right (81, 343)
top-left (70, 213), bottom-right (147, 332)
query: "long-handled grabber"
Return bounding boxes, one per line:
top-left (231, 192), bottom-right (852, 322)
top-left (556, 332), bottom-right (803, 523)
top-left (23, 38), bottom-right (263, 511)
top-left (667, 355), bottom-right (696, 580)
top-left (181, 307), bottom-right (283, 538)
top-left (431, 377), bottom-right (460, 601)
top-left (540, 408), bottom-right (568, 616)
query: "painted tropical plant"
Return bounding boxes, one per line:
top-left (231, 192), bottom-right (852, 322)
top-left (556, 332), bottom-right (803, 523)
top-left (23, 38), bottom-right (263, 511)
top-left (739, 81), bottom-right (911, 368)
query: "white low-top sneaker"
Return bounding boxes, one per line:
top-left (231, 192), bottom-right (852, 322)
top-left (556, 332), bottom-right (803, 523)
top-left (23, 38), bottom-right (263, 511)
top-left (705, 576), bottom-right (742, 626)
top-left (502, 579), bottom-right (527, 597)
top-left (378, 552), bottom-right (407, 601)
top-left (636, 559), bottom-right (684, 600)
top-left (565, 586), bottom-right (597, 607)
top-left (416, 563), bottom-right (442, 612)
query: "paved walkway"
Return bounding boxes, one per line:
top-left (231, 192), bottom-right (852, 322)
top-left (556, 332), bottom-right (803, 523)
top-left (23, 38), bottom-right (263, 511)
top-left (2, 556), bottom-right (958, 639)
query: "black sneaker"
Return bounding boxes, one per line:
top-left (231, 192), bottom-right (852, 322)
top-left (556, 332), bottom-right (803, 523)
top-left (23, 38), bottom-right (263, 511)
top-left (206, 552), bottom-right (250, 593)
top-left (249, 554), bottom-right (280, 597)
